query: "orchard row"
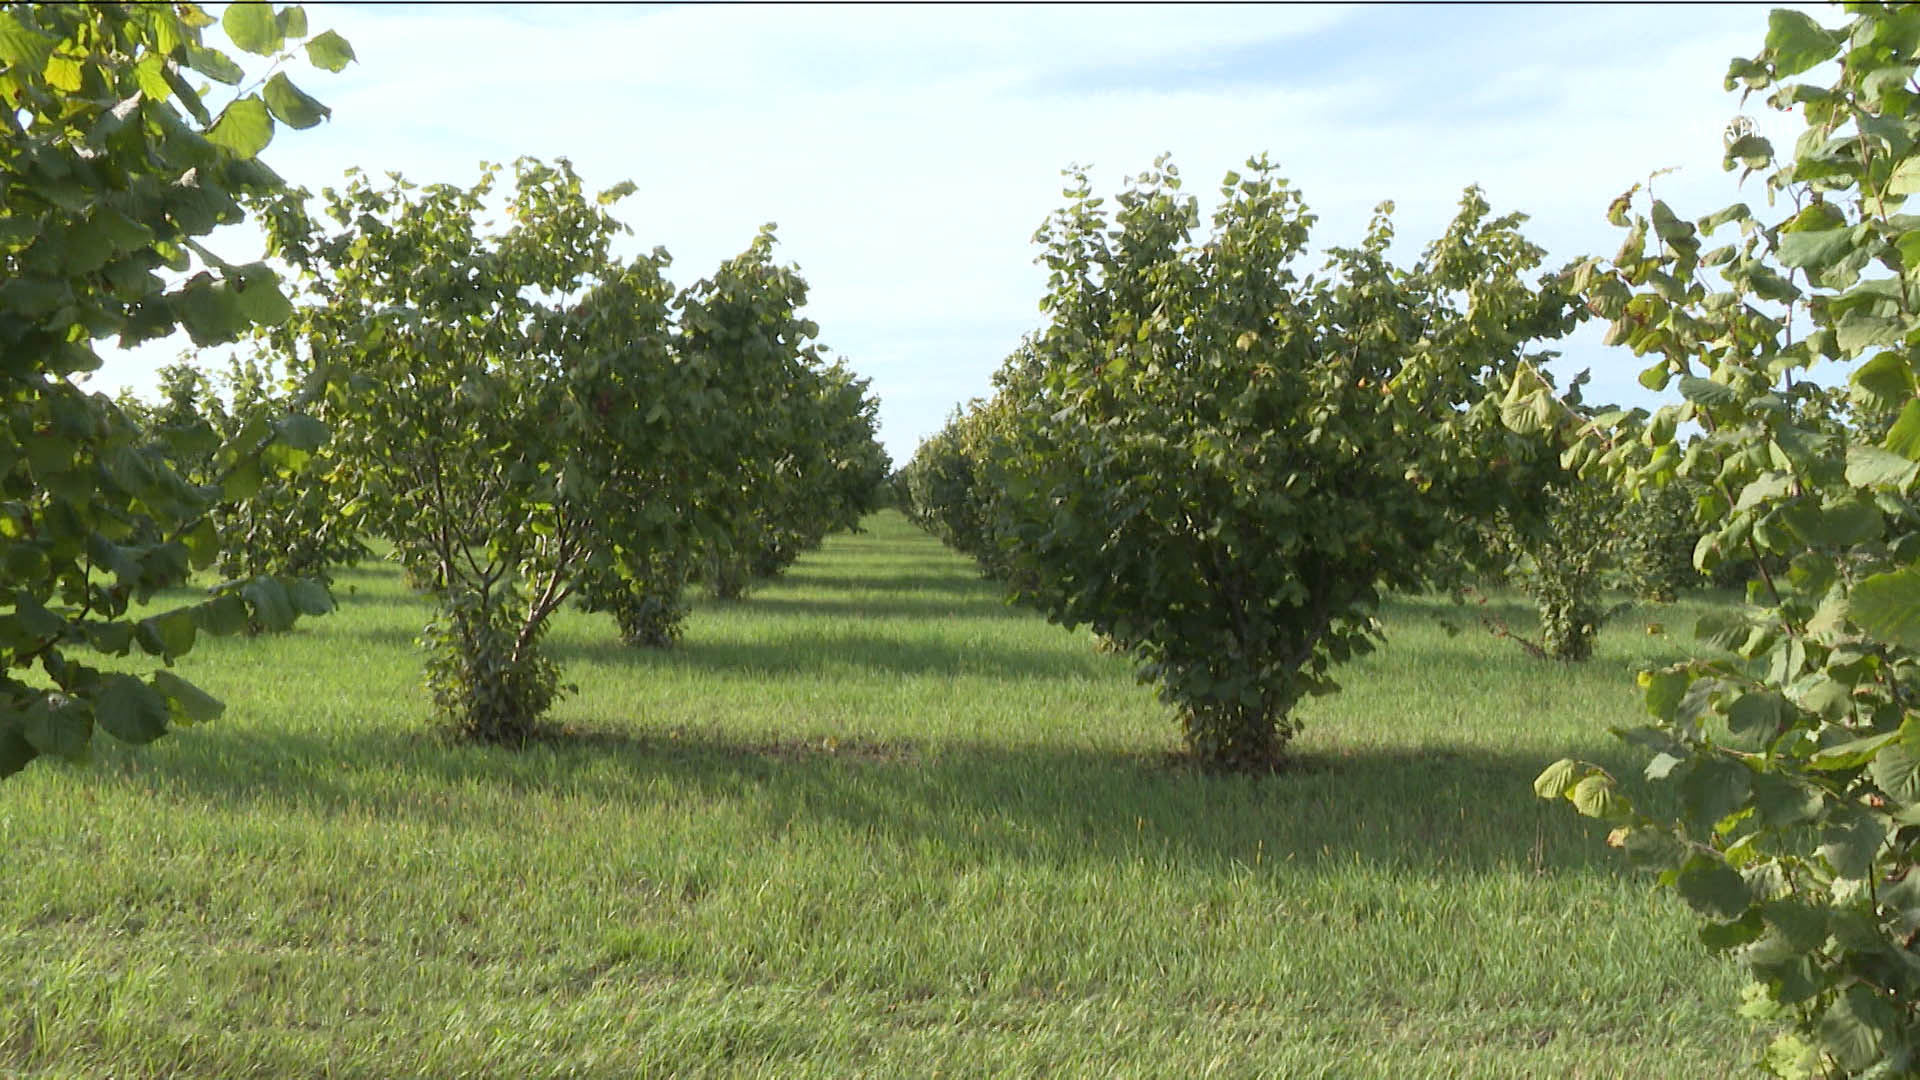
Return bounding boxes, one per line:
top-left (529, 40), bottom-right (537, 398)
top-left (0, 4), bottom-right (887, 764)
top-left (894, 6), bottom-right (1920, 1076)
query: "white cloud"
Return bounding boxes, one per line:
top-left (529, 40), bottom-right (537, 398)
top-left (90, 1), bottom-right (1840, 463)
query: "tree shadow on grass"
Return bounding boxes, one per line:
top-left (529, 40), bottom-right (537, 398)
top-left (777, 571), bottom-right (1001, 597)
top-left (546, 629), bottom-right (1122, 683)
top-left (111, 719), bottom-right (1653, 883)
top-left (705, 594), bottom-right (1031, 623)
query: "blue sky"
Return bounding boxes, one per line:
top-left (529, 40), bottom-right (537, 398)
top-left (96, 2), bottom-right (1833, 466)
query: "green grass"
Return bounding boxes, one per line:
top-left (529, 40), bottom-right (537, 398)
top-left (1, 511), bottom-right (1756, 1078)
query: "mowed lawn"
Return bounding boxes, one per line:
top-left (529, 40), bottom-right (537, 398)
top-left (1, 511), bottom-right (1754, 1078)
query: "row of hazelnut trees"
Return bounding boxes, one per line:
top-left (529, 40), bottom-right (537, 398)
top-left (900, 5), bottom-right (1920, 1074)
top-left (0, 2), bottom-right (888, 772)
top-left (899, 158), bottom-right (1586, 769)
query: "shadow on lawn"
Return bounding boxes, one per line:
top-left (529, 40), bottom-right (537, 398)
top-left (776, 571), bottom-right (999, 597)
top-left (122, 720), bottom-right (1646, 881)
top-left (548, 629), bottom-right (1122, 682)
top-left (722, 595), bottom-right (1030, 622)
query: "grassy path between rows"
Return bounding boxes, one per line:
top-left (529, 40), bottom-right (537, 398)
top-left (2, 510), bottom-right (1753, 1077)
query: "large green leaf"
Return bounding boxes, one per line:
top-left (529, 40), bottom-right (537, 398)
top-left (305, 29), bottom-right (355, 72)
top-left (150, 670), bottom-right (224, 725)
top-left (241, 577), bottom-right (297, 632)
top-left (1820, 985), bottom-right (1897, 1073)
top-left (1869, 730), bottom-right (1920, 804)
top-left (222, 2), bottom-right (284, 56)
top-left (287, 579), bottom-right (334, 616)
top-left (0, 11), bottom-right (54, 74)
top-left (206, 95), bottom-right (274, 160)
top-left (1850, 351), bottom-right (1913, 409)
top-left (0, 715), bottom-right (38, 778)
top-left (1887, 398), bottom-right (1920, 461)
top-left (1851, 566), bottom-right (1920, 649)
top-left (1677, 375), bottom-right (1740, 408)
top-left (1776, 227), bottom-right (1852, 271)
top-left (274, 413), bottom-right (330, 451)
top-left (1837, 310), bottom-right (1904, 356)
top-left (1765, 9), bottom-right (1842, 79)
top-left (1846, 445), bottom-right (1920, 489)
top-left (263, 72), bottom-right (329, 129)
top-left (137, 608), bottom-right (197, 657)
top-left (1808, 731), bottom-right (1899, 771)
top-left (1676, 855), bottom-right (1752, 919)
top-left (21, 695), bottom-right (92, 760)
top-left (1750, 771), bottom-right (1823, 827)
top-left (1818, 808), bottom-right (1888, 880)
top-left (1533, 758), bottom-right (1581, 799)
top-left (94, 674), bottom-right (172, 745)
top-left (234, 275), bottom-right (294, 326)
top-left (1570, 774), bottom-right (1626, 819)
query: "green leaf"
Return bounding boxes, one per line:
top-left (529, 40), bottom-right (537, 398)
top-left (1728, 692), bottom-right (1791, 740)
top-left (1809, 731), bottom-right (1899, 771)
top-left (1890, 157), bottom-right (1920, 197)
top-left (1794, 498), bottom-right (1883, 547)
top-left (150, 670), bottom-right (223, 725)
top-left (185, 44), bottom-right (244, 85)
top-left (1696, 203), bottom-right (1751, 234)
top-left (94, 674), bottom-right (172, 745)
top-left (1851, 566), bottom-right (1920, 649)
top-left (13, 590), bottom-right (66, 638)
top-left (21, 695), bottom-right (92, 760)
top-left (1847, 445), bottom-right (1920, 489)
top-left (1887, 399), bottom-right (1920, 461)
top-left (234, 275), bottom-right (293, 326)
top-left (1751, 771), bottom-right (1824, 827)
top-left (1820, 985), bottom-right (1897, 1073)
top-left (1676, 856), bottom-right (1752, 920)
top-left (1682, 755), bottom-right (1752, 830)
top-left (1869, 731), bottom-right (1920, 804)
top-left (1639, 667), bottom-right (1691, 718)
top-left (1697, 908), bottom-right (1765, 950)
top-left (137, 608), bottom-right (197, 657)
top-left (1570, 774), bottom-right (1626, 819)
top-left (1693, 612), bottom-right (1750, 651)
top-left (1836, 310), bottom-right (1904, 356)
top-left (194, 593), bottom-right (251, 637)
top-left (1765, 9), bottom-right (1842, 79)
top-left (286, 579), bottom-right (334, 616)
top-left (221, 2), bottom-right (284, 56)
top-left (1850, 351), bottom-right (1912, 409)
top-left (304, 29), bottom-right (355, 72)
top-left (1677, 376), bottom-right (1740, 408)
top-left (273, 413), bottom-right (330, 451)
top-left (0, 12), bottom-right (55, 75)
top-left (1735, 473), bottom-right (1792, 511)
top-left (206, 95), bottom-right (274, 160)
top-left (1534, 758), bottom-right (1580, 799)
top-left (241, 577), bottom-right (296, 632)
top-left (0, 716), bottom-right (35, 778)
top-left (1776, 227), bottom-right (1852, 271)
top-left (262, 72), bottom-right (329, 129)
top-left (1819, 808), bottom-right (1888, 879)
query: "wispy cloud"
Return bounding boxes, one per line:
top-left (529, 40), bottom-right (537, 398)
top-left (90, 2), bottom-right (1833, 460)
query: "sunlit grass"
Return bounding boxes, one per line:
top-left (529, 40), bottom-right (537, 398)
top-left (0, 511), bottom-right (1754, 1077)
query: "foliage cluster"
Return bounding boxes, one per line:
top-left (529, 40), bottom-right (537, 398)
top-left (252, 171), bottom-right (885, 741)
top-left (1516, 5), bottom-right (1920, 1073)
top-left (0, 2), bottom-right (349, 776)
top-left (904, 159), bottom-right (1581, 770)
